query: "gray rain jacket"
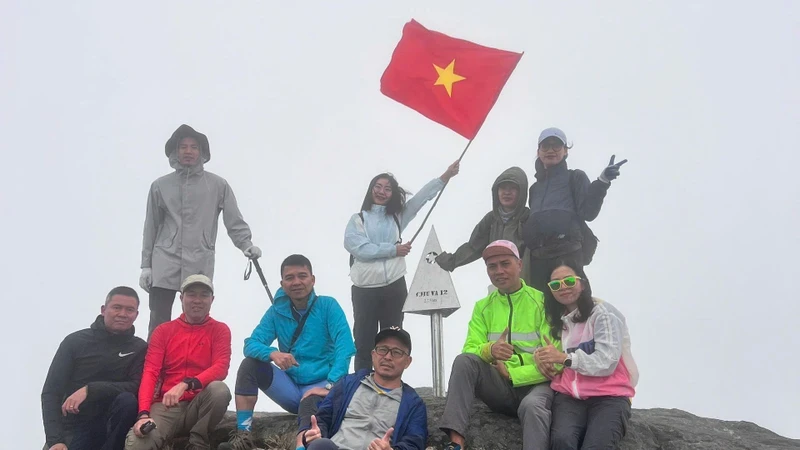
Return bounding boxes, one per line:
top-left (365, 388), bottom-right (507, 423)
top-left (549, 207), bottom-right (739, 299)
top-left (435, 166), bottom-right (531, 281)
top-left (141, 126), bottom-right (253, 290)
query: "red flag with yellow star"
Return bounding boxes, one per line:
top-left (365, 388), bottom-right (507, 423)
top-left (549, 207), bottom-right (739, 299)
top-left (380, 19), bottom-right (523, 140)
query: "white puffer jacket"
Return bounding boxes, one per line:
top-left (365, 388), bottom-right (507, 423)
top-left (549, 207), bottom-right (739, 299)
top-left (344, 178), bottom-right (444, 288)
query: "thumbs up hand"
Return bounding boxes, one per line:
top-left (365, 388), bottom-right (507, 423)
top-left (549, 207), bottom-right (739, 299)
top-left (490, 327), bottom-right (514, 361)
top-left (369, 427), bottom-right (395, 450)
top-left (536, 334), bottom-right (569, 365)
top-left (304, 415), bottom-right (322, 444)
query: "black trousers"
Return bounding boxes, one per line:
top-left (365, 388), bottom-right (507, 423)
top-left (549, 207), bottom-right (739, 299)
top-left (351, 277), bottom-right (407, 371)
top-left (67, 392), bottom-right (139, 450)
top-left (148, 287), bottom-right (178, 340)
top-left (528, 249), bottom-right (584, 293)
top-left (550, 393), bottom-right (631, 450)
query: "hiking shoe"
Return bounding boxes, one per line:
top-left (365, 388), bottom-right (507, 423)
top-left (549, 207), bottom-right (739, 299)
top-left (218, 429), bottom-right (256, 450)
top-left (442, 442), bottom-right (462, 450)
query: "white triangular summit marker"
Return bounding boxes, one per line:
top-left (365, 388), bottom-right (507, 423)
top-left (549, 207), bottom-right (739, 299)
top-left (403, 226), bottom-right (461, 317)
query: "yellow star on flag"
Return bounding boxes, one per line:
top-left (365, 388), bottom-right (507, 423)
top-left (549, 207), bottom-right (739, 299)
top-left (433, 59), bottom-right (466, 97)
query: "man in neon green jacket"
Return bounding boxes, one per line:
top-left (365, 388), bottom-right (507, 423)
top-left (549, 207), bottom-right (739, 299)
top-left (438, 240), bottom-right (558, 450)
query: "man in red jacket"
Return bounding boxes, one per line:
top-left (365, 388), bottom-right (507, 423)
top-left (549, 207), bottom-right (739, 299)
top-left (124, 274), bottom-right (232, 450)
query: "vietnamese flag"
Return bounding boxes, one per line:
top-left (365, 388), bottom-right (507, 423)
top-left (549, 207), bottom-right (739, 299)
top-left (380, 19), bottom-right (523, 140)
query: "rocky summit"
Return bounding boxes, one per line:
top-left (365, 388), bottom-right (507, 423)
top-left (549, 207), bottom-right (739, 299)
top-left (166, 389), bottom-right (799, 449)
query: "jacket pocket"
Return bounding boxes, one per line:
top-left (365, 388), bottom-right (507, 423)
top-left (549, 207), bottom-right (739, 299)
top-left (202, 230), bottom-right (215, 250)
top-left (156, 223), bottom-right (178, 249)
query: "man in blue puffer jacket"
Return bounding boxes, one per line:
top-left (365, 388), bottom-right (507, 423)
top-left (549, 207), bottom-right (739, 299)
top-left (219, 254), bottom-right (355, 450)
top-left (298, 327), bottom-right (427, 450)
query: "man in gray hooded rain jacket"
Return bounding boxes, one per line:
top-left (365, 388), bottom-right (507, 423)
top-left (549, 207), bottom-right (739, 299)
top-left (139, 124), bottom-right (261, 339)
top-left (435, 166), bottom-right (532, 284)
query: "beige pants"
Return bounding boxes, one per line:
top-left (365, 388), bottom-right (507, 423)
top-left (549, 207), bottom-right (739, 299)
top-left (124, 381), bottom-right (231, 450)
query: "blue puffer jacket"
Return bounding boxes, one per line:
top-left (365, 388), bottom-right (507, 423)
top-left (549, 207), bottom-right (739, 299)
top-left (243, 288), bottom-right (355, 385)
top-left (299, 369), bottom-right (428, 450)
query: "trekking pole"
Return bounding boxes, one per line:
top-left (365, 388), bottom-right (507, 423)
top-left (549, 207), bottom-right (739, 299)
top-left (244, 258), bottom-right (274, 303)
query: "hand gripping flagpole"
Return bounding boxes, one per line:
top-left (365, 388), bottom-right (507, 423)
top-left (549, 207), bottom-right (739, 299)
top-left (407, 138), bottom-right (473, 245)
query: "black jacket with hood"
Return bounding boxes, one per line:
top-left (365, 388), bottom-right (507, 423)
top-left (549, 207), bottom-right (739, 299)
top-left (523, 158), bottom-right (609, 259)
top-left (41, 315), bottom-right (147, 447)
top-left (436, 166), bottom-right (531, 280)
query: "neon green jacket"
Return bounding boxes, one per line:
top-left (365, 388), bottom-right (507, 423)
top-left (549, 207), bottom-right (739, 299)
top-left (462, 280), bottom-right (558, 387)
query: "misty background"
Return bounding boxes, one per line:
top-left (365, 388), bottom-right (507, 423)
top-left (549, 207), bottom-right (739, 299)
top-left (2, 2), bottom-right (798, 448)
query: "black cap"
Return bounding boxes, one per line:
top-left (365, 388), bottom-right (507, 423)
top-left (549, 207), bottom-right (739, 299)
top-left (375, 326), bottom-right (412, 354)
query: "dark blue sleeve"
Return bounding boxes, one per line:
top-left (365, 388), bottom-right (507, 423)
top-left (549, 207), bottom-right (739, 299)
top-left (393, 397), bottom-right (428, 450)
top-left (570, 169), bottom-right (609, 222)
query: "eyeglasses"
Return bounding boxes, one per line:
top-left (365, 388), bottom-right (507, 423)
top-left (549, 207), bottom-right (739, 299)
top-left (538, 142), bottom-right (564, 152)
top-left (547, 276), bottom-right (582, 292)
top-left (374, 345), bottom-right (408, 358)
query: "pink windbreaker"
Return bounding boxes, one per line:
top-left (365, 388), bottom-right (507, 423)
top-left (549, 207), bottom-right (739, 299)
top-left (550, 299), bottom-right (638, 400)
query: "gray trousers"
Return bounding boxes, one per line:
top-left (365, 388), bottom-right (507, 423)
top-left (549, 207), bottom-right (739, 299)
top-left (439, 353), bottom-right (554, 450)
top-left (550, 392), bottom-right (631, 450)
top-left (124, 381), bottom-right (231, 450)
top-left (306, 438), bottom-right (340, 450)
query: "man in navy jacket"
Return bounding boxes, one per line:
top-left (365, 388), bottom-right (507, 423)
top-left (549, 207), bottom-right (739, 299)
top-left (298, 327), bottom-right (427, 450)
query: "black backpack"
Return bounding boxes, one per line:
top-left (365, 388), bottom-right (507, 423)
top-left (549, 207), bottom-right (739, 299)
top-left (569, 170), bottom-right (599, 266)
top-left (349, 212), bottom-right (402, 267)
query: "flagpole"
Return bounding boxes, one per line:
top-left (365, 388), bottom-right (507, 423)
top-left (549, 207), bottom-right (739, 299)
top-left (408, 138), bottom-right (474, 244)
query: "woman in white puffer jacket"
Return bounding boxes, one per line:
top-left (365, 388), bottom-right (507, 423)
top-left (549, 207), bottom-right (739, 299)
top-left (344, 160), bottom-right (459, 371)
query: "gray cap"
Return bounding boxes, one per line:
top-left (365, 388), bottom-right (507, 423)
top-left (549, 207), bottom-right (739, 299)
top-left (180, 274), bottom-right (214, 293)
top-left (538, 127), bottom-right (567, 145)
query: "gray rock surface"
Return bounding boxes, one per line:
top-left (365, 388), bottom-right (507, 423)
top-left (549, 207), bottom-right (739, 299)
top-left (167, 390), bottom-right (799, 449)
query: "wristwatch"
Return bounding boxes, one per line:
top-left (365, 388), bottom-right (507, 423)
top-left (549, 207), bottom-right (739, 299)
top-left (324, 382), bottom-right (334, 390)
top-left (563, 354), bottom-right (573, 368)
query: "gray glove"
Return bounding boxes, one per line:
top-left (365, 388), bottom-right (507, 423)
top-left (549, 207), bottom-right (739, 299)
top-left (599, 155), bottom-right (628, 184)
top-left (139, 268), bottom-right (152, 293)
top-left (244, 245), bottom-right (262, 259)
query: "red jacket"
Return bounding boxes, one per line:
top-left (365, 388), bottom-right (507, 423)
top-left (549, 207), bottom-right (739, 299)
top-left (138, 314), bottom-right (231, 413)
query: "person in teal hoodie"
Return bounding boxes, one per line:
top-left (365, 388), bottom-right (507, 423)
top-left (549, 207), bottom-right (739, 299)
top-left (219, 254), bottom-right (355, 450)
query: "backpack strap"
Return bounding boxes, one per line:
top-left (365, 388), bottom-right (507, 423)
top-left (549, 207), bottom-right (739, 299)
top-left (288, 294), bottom-right (317, 351)
top-left (349, 212), bottom-right (402, 267)
top-left (393, 214), bottom-right (402, 243)
top-left (567, 170), bottom-right (599, 265)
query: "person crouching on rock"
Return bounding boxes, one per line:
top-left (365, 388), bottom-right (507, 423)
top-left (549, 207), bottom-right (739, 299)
top-left (218, 254), bottom-right (355, 450)
top-left (41, 286), bottom-right (147, 450)
top-left (435, 166), bottom-right (532, 284)
top-left (298, 327), bottom-right (428, 450)
top-left (125, 275), bottom-right (232, 450)
top-left (438, 240), bottom-right (557, 450)
top-left (344, 161), bottom-right (459, 371)
top-left (535, 261), bottom-right (639, 449)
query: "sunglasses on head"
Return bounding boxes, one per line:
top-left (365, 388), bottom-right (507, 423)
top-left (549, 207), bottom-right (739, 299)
top-left (548, 276), bottom-right (582, 292)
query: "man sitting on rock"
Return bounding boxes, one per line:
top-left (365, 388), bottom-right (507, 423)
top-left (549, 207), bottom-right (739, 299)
top-left (125, 274), bottom-right (232, 450)
top-left (219, 254), bottom-right (355, 450)
top-left (438, 240), bottom-right (557, 450)
top-left (42, 286), bottom-right (147, 450)
top-left (298, 327), bottom-right (428, 450)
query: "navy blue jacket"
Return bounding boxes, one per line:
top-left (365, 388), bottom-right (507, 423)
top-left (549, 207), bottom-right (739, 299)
top-left (299, 369), bottom-right (428, 450)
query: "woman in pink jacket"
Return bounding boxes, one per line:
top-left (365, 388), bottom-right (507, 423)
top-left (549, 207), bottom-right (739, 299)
top-left (535, 261), bottom-right (638, 449)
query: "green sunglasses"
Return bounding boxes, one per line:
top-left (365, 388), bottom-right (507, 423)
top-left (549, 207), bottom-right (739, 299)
top-left (548, 276), bottom-right (582, 292)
